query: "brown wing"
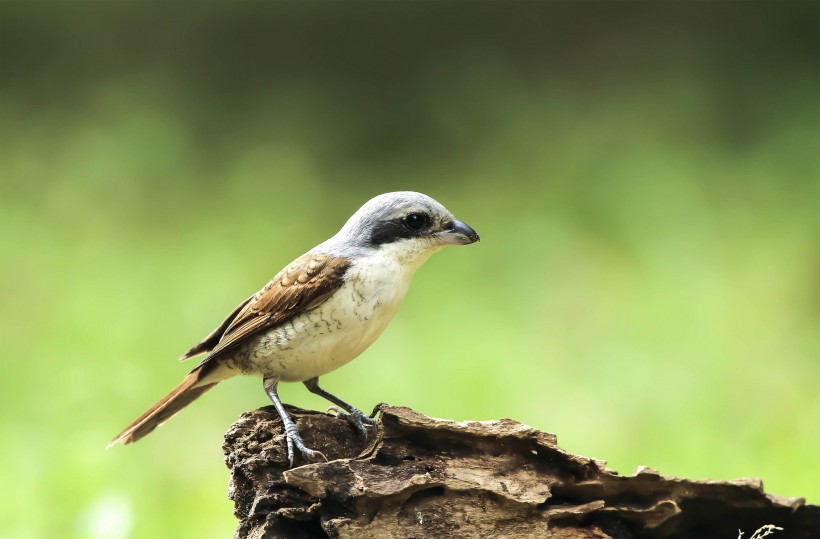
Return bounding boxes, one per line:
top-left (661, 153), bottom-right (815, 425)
top-left (179, 294), bottom-right (254, 361)
top-left (194, 253), bottom-right (351, 368)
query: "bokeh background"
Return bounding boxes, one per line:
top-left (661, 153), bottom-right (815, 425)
top-left (1, 1), bottom-right (818, 537)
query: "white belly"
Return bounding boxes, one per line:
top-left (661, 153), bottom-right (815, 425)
top-left (247, 253), bottom-right (414, 382)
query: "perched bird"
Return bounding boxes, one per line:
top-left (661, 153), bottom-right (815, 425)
top-left (109, 191), bottom-right (479, 465)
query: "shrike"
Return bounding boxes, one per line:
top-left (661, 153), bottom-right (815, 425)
top-left (109, 191), bottom-right (479, 465)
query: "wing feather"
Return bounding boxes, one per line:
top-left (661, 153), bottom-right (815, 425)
top-left (193, 254), bottom-right (350, 368)
top-left (179, 294), bottom-right (254, 361)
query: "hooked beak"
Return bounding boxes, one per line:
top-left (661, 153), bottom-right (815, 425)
top-left (437, 219), bottom-right (480, 245)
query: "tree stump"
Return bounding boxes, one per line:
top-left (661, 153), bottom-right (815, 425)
top-left (223, 405), bottom-right (819, 538)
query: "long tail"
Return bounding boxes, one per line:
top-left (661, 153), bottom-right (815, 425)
top-left (108, 370), bottom-right (218, 448)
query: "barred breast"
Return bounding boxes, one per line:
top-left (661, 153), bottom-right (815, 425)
top-left (239, 252), bottom-right (415, 382)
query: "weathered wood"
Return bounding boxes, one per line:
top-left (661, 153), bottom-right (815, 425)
top-left (223, 405), bottom-right (819, 539)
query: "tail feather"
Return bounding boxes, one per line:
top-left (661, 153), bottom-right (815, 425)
top-left (108, 371), bottom-right (218, 448)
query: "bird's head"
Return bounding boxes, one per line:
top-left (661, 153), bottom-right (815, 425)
top-left (320, 191), bottom-right (479, 267)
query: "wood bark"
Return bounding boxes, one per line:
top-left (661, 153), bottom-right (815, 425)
top-left (223, 405), bottom-right (818, 538)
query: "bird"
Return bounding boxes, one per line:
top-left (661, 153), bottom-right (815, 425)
top-left (109, 191), bottom-right (479, 465)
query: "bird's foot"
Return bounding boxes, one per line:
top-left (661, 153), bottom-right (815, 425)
top-left (283, 423), bottom-right (326, 467)
top-left (326, 405), bottom-right (376, 437)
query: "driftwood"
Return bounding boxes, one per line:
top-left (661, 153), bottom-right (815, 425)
top-left (223, 405), bottom-right (819, 538)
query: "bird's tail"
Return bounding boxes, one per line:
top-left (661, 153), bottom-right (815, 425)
top-left (108, 370), bottom-right (218, 448)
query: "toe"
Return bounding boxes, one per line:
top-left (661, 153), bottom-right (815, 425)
top-left (302, 448), bottom-right (328, 463)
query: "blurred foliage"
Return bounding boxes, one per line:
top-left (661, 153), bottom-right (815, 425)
top-left (1, 1), bottom-right (818, 538)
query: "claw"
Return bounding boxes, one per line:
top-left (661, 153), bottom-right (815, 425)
top-left (326, 406), bottom-right (375, 437)
top-left (297, 446), bottom-right (327, 464)
top-left (283, 428), bottom-right (327, 466)
top-left (264, 379), bottom-right (327, 467)
top-left (303, 379), bottom-right (378, 438)
top-left (341, 410), bottom-right (368, 437)
top-left (326, 405), bottom-right (344, 416)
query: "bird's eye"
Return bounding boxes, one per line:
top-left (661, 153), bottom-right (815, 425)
top-left (403, 212), bottom-right (428, 231)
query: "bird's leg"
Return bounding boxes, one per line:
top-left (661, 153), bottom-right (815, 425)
top-left (263, 377), bottom-right (326, 466)
top-left (303, 377), bottom-right (375, 437)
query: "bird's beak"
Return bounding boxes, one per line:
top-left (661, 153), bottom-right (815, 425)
top-left (437, 219), bottom-right (480, 245)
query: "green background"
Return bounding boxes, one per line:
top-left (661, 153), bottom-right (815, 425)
top-left (1, 2), bottom-right (818, 537)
